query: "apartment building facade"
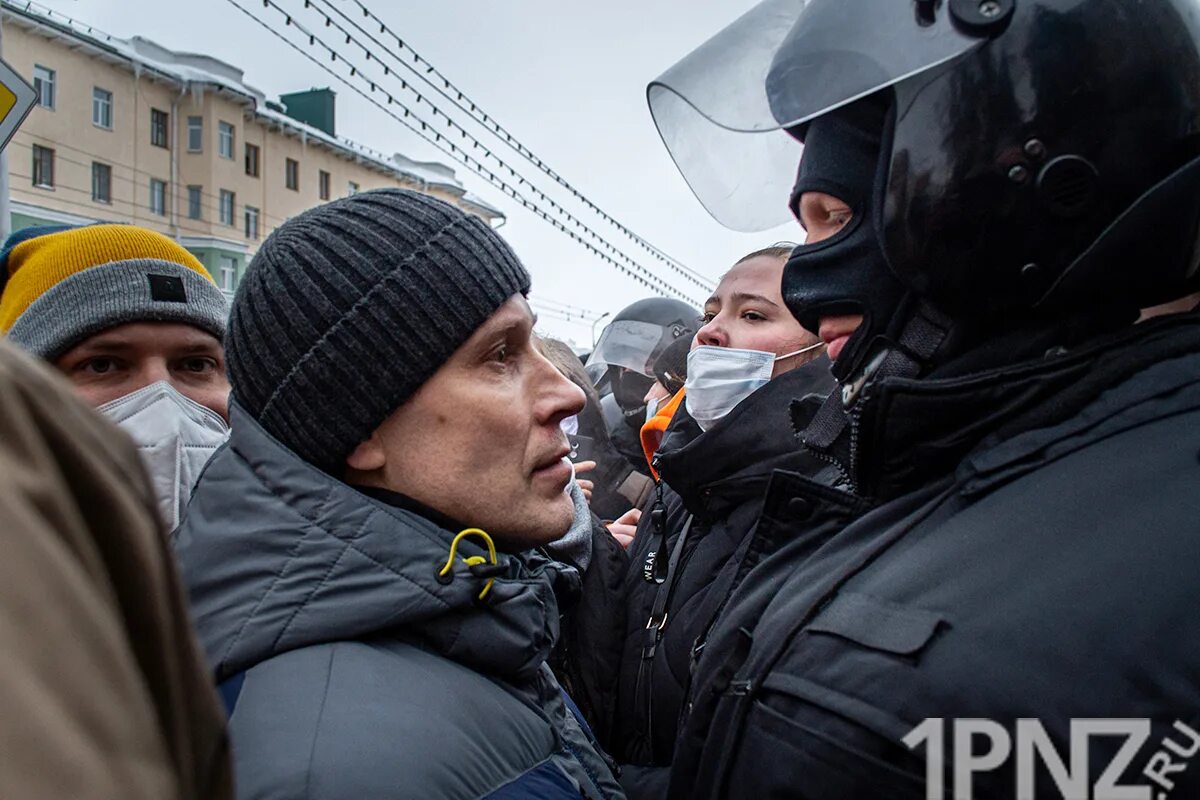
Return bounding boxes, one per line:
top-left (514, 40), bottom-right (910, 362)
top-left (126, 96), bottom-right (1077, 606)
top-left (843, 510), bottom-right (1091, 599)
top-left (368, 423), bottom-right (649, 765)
top-left (1, 1), bottom-right (503, 296)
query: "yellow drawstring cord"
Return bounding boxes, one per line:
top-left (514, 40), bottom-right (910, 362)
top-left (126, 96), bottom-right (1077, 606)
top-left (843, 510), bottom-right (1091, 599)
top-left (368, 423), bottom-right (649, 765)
top-left (438, 528), bottom-right (499, 601)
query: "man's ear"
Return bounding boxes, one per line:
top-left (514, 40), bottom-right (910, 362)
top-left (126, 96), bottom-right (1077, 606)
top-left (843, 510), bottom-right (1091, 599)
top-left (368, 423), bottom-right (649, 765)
top-left (345, 429), bottom-right (387, 473)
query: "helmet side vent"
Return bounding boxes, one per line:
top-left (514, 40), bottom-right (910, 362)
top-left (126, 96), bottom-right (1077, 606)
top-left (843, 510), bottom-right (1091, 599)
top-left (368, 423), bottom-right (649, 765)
top-left (1037, 155), bottom-right (1099, 218)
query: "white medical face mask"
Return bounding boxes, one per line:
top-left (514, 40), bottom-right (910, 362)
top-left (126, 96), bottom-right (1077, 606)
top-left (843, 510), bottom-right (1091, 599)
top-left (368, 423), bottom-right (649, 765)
top-left (684, 342), bottom-right (825, 431)
top-left (645, 395), bottom-right (664, 425)
top-left (97, 381), bottom-right (230, 531)
top-left (560, 414), bottom-right (580, 437)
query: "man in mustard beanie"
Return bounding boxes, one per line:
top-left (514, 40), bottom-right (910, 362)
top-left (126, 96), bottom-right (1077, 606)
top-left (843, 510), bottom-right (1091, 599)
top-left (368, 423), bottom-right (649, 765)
top-left (0, 223), bottom-right (231, 529)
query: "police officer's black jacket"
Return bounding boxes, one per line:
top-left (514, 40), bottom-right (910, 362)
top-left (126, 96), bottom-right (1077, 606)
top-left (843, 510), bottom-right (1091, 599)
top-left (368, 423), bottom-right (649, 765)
top-left (611, 365), bottom-right (835, 797)
top-left (667, 313), bottom-right (1200, 799)
top-left (576, 395), bottom-right (653, 522)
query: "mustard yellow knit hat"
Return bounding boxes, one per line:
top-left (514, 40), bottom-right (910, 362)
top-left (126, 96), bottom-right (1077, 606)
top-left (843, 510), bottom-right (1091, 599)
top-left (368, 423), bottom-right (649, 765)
top-left (0, 223), bottom-right (228, 359)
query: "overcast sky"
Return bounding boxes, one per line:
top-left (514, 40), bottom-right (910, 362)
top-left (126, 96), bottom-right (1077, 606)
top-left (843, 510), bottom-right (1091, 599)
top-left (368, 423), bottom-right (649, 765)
top-left (31, 0), bottom-right (798, 346)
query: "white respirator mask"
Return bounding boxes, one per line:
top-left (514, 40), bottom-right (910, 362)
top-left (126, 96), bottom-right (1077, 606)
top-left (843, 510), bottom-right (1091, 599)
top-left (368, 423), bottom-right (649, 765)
top-left (684, 342), bottom-right (825, 431)
top-left (97, 381), bottom-right (230, 531)
top-left (560, 414), bottom-right (580, 437)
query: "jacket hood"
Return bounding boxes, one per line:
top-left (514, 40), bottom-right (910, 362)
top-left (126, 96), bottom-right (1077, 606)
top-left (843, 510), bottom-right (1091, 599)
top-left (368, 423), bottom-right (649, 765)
top-left (658, 357), bottom-right (835, 517)
top-left (174, 401), bottom-right (578, 684)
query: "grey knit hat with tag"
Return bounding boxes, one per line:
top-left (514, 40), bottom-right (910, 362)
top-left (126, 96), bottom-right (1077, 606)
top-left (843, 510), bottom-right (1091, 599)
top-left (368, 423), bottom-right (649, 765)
top-left (226, 188), bottom-right (530, 472)
top-left (0, 223), bottom-right (228, 359)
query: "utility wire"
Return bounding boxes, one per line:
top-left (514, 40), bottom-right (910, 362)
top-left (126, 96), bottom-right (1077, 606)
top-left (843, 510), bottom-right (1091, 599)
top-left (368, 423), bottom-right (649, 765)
top-left (14, 133), bottom-right (293, 228)
top-left (529, 302), bottom-right (600, 323)
top-left (278, 0), bottom-right (699, 301)
top-left (308, 0), bottom-right (713, 291)
top-left (224, 0), bottom-right (702, 303)
top-left (529, 296), bottom-right (604, 318)
top-left (10, 170), bottom-right (247, 243)
top-left (9, 0), bottom-right (704, 302)
top-left (529, 305), bottom-right (600, 328)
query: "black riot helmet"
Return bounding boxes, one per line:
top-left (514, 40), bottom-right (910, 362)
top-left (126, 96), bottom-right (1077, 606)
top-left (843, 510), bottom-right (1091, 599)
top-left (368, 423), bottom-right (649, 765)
top-left (649, 0), bottom-right (1200, 374)
top-left (587, 297), bottom-right (699, 417)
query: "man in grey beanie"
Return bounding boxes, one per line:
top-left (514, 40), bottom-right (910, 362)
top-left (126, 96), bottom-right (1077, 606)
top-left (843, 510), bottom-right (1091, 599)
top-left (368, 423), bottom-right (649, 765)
top-left (174, 188), bottom-right (625, 800)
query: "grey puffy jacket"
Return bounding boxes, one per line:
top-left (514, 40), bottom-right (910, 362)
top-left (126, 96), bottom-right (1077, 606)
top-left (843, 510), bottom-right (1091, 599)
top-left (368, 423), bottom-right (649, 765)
top-left (174, 402), bottom-right (625, 800)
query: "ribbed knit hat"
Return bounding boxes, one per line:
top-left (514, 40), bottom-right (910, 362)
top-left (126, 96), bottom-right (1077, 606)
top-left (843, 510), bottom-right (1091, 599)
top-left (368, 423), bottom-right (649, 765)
top-left (0, 223), bottom-right (228, 359)
top-left (226, 188), bottom-right (530, 472)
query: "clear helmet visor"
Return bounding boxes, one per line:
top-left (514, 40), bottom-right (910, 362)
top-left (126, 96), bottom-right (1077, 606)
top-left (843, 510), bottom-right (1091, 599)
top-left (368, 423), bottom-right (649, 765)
top-left (648, 0), bottom-right (985, 232)
top-left (586, 319), bottom-right (670, 376)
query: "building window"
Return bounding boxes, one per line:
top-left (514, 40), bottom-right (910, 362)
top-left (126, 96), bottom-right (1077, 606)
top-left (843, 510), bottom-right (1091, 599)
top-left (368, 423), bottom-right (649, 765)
top-left (218, 122), bottom-right (235, 160)
top-left (219, 189), bottom-right (235, 226)
top-left (285, 158), bottom-right (299, 191)
top-left (187, 185), bottom-right (203, 220)
top-left (91, 162), bottom-right (112, 204)
top-left (32, 144), bottom-right (54, 188)
top-left (32, 65), bottom-right (54, 109)
top-left (149, 178), bottom-right (167, 217)
top-left (319, 170), bottom-right (331, 201)
top-left (348, 181), bottom-right (359, 196)
top-left (150, 108), bottom-right (169, 148)
top-left (187, 116), bottom-right (203, 152)
top-left (218, 255), bottom-right (237, 292)
top-left (92, 87), bottom-right (113, 129)
top-left (245, 143), bottom-right (260, 177)
top-left (244, 206), bottom-right (260, 240)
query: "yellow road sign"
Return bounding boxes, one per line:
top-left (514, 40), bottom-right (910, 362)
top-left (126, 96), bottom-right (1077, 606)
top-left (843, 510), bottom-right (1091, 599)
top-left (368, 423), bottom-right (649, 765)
top-left (0, 57), bottom-right (35, 152)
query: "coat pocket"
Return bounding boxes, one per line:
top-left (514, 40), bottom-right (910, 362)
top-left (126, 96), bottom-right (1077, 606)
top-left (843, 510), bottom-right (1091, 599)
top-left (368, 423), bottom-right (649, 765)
top-left (806, 591), bottom-right (944, 656)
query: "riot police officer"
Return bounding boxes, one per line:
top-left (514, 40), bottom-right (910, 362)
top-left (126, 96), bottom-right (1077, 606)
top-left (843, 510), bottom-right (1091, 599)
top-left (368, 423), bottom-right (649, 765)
top-left (588, 297), bottom-right (700, 475)
top-left (647, 0), bottom-right (1200, 796)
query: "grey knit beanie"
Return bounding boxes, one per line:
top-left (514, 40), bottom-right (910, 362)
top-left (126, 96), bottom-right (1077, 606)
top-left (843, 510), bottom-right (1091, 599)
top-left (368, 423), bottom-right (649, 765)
top-left (0, 223), bottom-right (227, 359)
top-left (226, 189), bottom-right (530, 472)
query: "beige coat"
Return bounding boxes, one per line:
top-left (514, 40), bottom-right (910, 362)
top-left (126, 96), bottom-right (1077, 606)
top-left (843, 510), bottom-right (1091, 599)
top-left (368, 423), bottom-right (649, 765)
top-left (0, 340), bottom-right (231, 800)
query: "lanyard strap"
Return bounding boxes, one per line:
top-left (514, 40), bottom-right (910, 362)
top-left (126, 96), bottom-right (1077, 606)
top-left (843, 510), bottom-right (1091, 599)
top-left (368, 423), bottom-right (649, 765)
top-left (633, 514), bottom-right (695, 754)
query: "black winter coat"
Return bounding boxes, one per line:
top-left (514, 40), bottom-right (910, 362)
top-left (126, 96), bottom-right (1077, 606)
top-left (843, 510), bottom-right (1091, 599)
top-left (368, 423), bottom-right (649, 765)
top-left (611, 363), bottom-right (835, 796)
top-left (575, 395), bottom-right (654, 522)
top-left (668, 314), bottom-right (1200, 800)
top-left (550, 512), bottom-right (631, 748)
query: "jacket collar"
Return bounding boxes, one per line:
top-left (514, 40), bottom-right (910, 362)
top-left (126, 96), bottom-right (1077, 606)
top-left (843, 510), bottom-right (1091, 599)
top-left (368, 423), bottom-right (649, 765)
top-left (827, 312), bottom-right (1200, 501)
top-left (657, 359), bottom-right (835, 516)
top-left (175, 401), bottom-right (579, 683)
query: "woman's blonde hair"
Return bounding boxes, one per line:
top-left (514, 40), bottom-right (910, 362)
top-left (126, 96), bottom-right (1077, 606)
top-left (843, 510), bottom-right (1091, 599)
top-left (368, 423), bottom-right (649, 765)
top-left (734, 241), bottom-right (798, 266)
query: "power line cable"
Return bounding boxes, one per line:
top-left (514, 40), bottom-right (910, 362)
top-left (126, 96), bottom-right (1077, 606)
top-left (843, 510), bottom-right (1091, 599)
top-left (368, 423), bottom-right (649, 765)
top-left (301, 0), bottom-right (711, 293)
top-left (9, 169), bottom-right (242, 240)
top-left (8, 169), bottom-right (609, 322)
top-left (307, 0), bottom-right (714, 291)
top-left (528, 295), bottom-right (605, 318)
top-left (4, 2), bottom-right (521, 236)
top-left (529, 302), bottom-right (600, 324)
top-left (9, 0), bottom-right (702, 303)
top-left (235, 0), bottom-right (701, 303)
top-left (529, 306), bottom-right (600, 328)
top-left (14, 133), bottom-right (292, 229)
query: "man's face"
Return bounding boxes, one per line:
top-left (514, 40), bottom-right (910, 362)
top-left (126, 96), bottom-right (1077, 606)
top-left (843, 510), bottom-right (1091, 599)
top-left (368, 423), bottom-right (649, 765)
top-left (359, 296), bottom-right (587, 549)
top-left (54, 321), bottom-right (229, 419)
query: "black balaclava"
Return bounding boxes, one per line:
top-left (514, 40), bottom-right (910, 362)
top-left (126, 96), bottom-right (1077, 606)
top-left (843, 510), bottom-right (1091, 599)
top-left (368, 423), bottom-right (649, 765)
top-left (611, 368), bottom-right (655, 429)
top-left (782, 95), bottom-right (909, 385)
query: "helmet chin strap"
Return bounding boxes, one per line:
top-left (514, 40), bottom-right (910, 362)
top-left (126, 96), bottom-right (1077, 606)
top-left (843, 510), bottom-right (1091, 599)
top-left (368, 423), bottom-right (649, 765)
top-left (800, 298), bottom-right (952, 494)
